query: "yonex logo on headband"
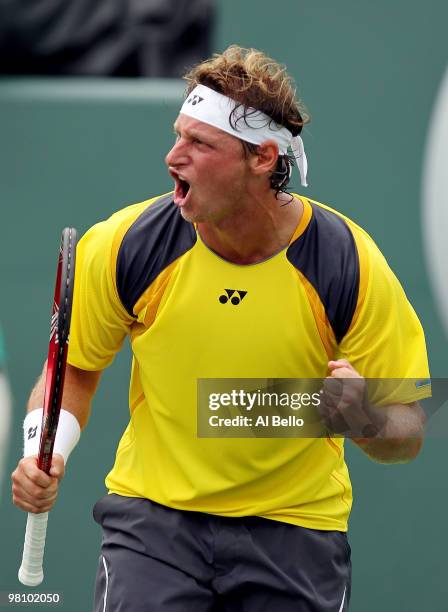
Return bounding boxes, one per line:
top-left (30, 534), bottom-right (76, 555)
top-left (187, 95), bottom-right (204, 106)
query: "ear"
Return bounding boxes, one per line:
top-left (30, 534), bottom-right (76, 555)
top-left (248, 141), bottom-right (279, 177)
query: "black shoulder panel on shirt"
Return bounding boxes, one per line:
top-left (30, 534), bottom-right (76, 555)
top-left (116, 194), bottom-right (197, 316)
top-left (286, 202), bottom-right (360, 343)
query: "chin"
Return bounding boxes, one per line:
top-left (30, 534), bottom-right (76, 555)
top-left (179, 206), bottom-right (201, 223)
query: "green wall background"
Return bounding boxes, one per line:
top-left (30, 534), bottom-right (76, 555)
top-left (1, 1), bottom-right (447, 610)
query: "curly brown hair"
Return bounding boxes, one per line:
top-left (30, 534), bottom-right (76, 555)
top-left (184, 45), bottom-right (309, 194)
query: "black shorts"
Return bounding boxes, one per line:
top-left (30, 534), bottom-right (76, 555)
top-left (93, 494), bottom-right (351, 611)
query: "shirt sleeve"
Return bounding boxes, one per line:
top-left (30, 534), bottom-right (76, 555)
top-left (67, 219), bottom-right (134, 371)
top-left (337, 233), bottom-right (431, 406)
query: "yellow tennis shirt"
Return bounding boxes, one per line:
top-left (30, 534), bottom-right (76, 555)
top-left (68, 193), bottom-right (430, 531)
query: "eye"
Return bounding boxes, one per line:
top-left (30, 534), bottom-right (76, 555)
top-left (193, 137), bottom-right (212, 148)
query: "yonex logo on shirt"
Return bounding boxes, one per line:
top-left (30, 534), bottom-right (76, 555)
top-left (219, 289), bottom-right (247, 305)
top-left (187, 95), bottom-right (204, 106)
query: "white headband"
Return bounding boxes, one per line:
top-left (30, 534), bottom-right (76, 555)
top-left (180, 84), bottom-right (308, 187)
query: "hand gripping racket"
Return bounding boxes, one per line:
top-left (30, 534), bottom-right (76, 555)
top-left (18, 227), bottom-right (77, 587)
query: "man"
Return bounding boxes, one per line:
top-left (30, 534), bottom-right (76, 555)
top-left (12, 46), bottom-right (430, 611)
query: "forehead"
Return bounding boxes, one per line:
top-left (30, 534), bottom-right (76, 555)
top-left (174, 113), bottom-right (239, 144)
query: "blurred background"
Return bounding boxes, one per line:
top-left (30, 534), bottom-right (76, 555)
top-left (0, 0), bottom-right (447, 610)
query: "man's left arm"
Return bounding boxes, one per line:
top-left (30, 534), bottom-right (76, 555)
top-left (321, 359), bottom-right (425, 464)
top-left (351, 401), bottom-right (425, 464)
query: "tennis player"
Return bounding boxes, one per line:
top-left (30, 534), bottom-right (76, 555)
top-left (12, 46), bottom-right (430, 611)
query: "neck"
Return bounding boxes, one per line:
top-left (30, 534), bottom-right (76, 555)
top-left (197, 192), bottom-right (303, 265)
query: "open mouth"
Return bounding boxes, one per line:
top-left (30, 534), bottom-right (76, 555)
top-left (172, 172), bottom-right (191, 205)
top-left (179, 178), bottom-right (190, 199)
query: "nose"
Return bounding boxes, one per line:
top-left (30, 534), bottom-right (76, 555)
top-left (165, 138), bottom-right (188, 168)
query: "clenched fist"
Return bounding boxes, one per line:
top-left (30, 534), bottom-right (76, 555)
top-left (12, 454), bottom-right (65, 514)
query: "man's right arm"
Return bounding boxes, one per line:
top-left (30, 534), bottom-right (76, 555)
top-left (11, 363), bottom-right (102, 514)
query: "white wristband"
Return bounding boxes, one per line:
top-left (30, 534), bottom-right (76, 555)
top-left (23, 408), bottom-right (81, 465)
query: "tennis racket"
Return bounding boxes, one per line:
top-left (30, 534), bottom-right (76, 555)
top-left (18, 227), bottom-right (77, 587)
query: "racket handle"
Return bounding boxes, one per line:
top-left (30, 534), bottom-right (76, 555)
top-left (18, 512), bottom-right (49, 586)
